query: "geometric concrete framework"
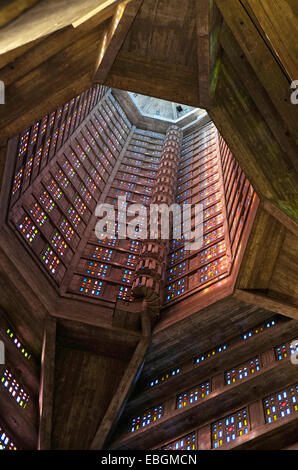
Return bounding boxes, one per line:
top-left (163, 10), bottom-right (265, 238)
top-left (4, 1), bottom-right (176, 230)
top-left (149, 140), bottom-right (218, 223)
top-left (0, 0), bottom-right (297, 451)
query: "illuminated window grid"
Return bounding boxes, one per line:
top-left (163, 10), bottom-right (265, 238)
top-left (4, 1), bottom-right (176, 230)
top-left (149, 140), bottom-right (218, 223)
top-left (263, 385), bottom-right (298, 424)
top-left (203, 214), bottom-right (223, 234)
top-left (12, 168), bottom-right (23, 196)
top-left (51, 232), bottom-right (68, 256)
top-left (122, 269), bottom-right (133, 284)
top-left (241, 318), bottom-right (277, 340)
top-left (198, 241), bottom-right (226, 267)
top-left (212, 408), bottom-right (249, 448)
top-left (29, 202), bottom-right (47, 227)
top-left (55, 169), bottom-right (70, 190)
top-left (166, 278), bottom-right (186, 301)
top-left (177, 381), bottom-right (210, 409)
top-left (118, 285), bottom-right (133, 301)
top-left (41, 246), bottom-right (60, 275)
top-left (162, 432), bottom-right (197, 450)
top-left (85, 261), bottom-right (108, 278)
top-left (126, 254), bottom-right (137, 267)
top-left (91, 247), bottom-right (113, 262)
top-left (0, 426), bottom-right (17, 450)
top-left (149, 367), bottom-right (181, 388)
top-left (275, 340), bottom-right (298, 361)
top-left (19, 215), bottom-right (39, 243)
top-left (17, 130), bottom-right (30, 160)
top-left (202, 227), bottom-right (224, 248)
top-left (60, 218), bottom-right (74, 241)
top-left (1, 369), bottom-right (29, 408)
top-left (130, 405), bottom-right (163, 433)
top-left (74, 195), bottom-right (87, 216)
top-left (80, 278), bottom-right (103, 296)
top-left (67, 206), bottom-right (81, 228)
top-left (194, 344), bottom-right (227, 365)
top-left (168, 262), bottom-right (187, 282)
top-left (6, 329), bottom-right (31, 360)
top-left (39, 191), bottom-right (56, 213)
top-left (47, 179), bottom-right (63, 201)
top-left (225, 356), bottom-right (261, 385)
top-left (169, 248), bottom-right (189, 266)
top-left (199, 257), bottom-right (227, 285)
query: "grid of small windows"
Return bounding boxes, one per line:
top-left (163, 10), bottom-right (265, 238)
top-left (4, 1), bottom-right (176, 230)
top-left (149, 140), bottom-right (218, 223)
top-left (85, 261), bottom-right (108, 278)
top-left (193, 344), bottom-right (227, 365)
top-left (29, 202), bottom-right (47, 227)
top-left (6, 329), bottom-right (31, 360)
top-left (80, 278), bottom-right (104, 296)
top-left (1, 369), bottom-right (29, 408)
top-left (225, 356), bottom-right (261, 385)
top-left (274, 340), bottom-right (298, 361)
top-left (74, 194), bottom-right (87, 216)
top-left (162, 432), bottom-right (197, 450)
top-left (263, 385), bottom-right (298, 423)
top-left (18, 215), bottom-right (39, 243)
top-left (130, 405), bottom-right (163, 433)
top-left (67, 206), bottom-right (81, 228)
top-left (47, 179), bottom-right (63, 200)
top-left (59, 218), bottom-right (74, 241)
top-left (241, 318), bottom-right (277, 340)
top-left (51, 232), bottom-right (68, 256)
top-left (122, 269), bottom-right (133, 284)
top-left (149, 367), bottom-right (181, 388)
top-left (212, 409), bottom-right (249, 448)
top-left (177, 381), bottom-right (210, 409)
top-left (166, 278), bottom-right (186, 301)
top-left (0, 426), bottom-right (17, 450)
top-left (39, 191), bottom-right (55, 213)
top-left (118, 285), bottom-right (133, 301)
top-left (41, 246), bottom-right (60, 274)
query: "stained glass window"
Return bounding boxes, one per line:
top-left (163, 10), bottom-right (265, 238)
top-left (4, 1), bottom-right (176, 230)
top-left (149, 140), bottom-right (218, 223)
top-left (1, 369), bottom-right (29, 408)
top-left (47, 179), bottom-right (63, 200)
top-left (166, 278), bottom-right (186, 301)
top-left (162, 432), bottom-right (197, 450)
top-left (80, 278), bottom-right (103, 296)
top-left (59, 218), bottom-right (74, 241)
top-left (118, 286), bottom-right (132, 301)
top-left (51, 232), bottom-right (68, 256)
top-left (177, 381), bottom-right (210, 409)
top-left (6, 329), bottom-right (31, 360)
top-left (67, 206), bottom-right (81, 228)
top-left (39, 191), bottom-right (55, 213)
top-left (85, 261), bottom-right (108, 278)
top-left (74, 195), bottom-right (87, 216)
top-left (212, 409), bottom-right (249, 448)
top-left (194, 344), bottom-right (227, 365)
top-left (130, 405), bottom-right (163, 433)
top-left (274, 340), bottom-right (298, 361)
top-left (122, 270), bottom-right (133, 284)
top-left (41, 246), bottom-right (60, 274)
top-left (263, 385), bottom-right (298, 423)
top-left (0, 426), bottom-right (17, 450)
top-left (225, 356), bottom-right (261, 385)
top-left (29, 202), bottom-right (47, 227)
top-left (149, 367), bottom-right (181, 388)
top-left (18, 216), bottom-right (39, 243)
top-left (12, 168), bottom-right (23, 195)
top-left (241, 318), bottom-right (277, 340)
